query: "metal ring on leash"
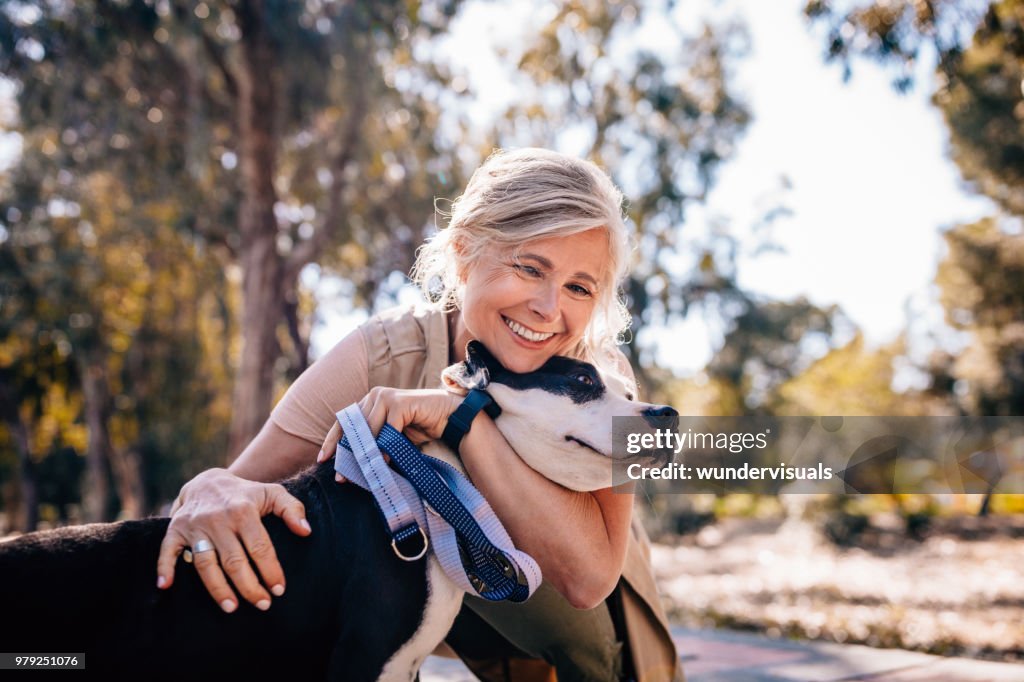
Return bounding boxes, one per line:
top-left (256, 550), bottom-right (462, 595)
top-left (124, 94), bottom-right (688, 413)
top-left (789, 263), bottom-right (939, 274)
top-left (391, 526), bottom-right (429, 561)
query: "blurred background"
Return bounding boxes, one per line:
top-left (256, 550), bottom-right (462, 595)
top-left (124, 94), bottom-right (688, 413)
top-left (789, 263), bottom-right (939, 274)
top-left (0, 0), bottom-right (1022, 667)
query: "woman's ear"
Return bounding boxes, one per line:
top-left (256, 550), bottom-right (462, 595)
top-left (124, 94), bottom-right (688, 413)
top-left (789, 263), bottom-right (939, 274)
top-left (452, 237), bottom-right (470, 283)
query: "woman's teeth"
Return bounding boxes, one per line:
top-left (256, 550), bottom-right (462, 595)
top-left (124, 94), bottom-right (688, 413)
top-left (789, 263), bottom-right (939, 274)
top-left (504, 317), bottom-right (554, 342)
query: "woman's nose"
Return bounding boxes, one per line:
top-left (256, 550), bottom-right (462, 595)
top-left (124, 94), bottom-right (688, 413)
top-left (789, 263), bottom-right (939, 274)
top-left (528, 282), bottom-right (560, 321)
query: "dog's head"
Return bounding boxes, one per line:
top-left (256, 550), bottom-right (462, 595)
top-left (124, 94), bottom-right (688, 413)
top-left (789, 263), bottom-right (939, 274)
top-left (441, 341), bottom-right (677, 491)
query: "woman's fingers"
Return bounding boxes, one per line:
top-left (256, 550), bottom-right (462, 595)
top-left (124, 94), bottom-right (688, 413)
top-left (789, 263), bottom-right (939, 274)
top-left (266, 483), bottom-right (312, 537)
top-left (317, 421), bottom-right (342, 463)
top-left (156, 525), bottom-right (189, 589)
top-left (190, 536), bottom-right (242, 613)
top-left (207, 523), bottom-right (271, 610)
top-left (237, 519), bottom-right (286, 600)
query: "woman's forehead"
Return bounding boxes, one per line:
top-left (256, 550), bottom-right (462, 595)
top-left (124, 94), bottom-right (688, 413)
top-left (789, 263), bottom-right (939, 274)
top-left (503, 229), bottom-right (611, 273)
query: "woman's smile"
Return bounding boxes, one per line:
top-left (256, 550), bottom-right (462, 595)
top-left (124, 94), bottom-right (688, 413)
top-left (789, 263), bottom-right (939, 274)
top-left (502, 315), bottom-right (557, 344)
top-left (457, 228), bottom-right (610, 373)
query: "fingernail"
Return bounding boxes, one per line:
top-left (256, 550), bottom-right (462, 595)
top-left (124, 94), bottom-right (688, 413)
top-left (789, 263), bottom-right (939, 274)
top-left (300, 518), bottom-right (311, 533)
top-left (316, 450), bottom-right (325, 463)
top-left (220, 600), bottom-right (237, 613)
top-left (157, 575), bottom-right (166, 589)
top-left (256, 599), bottom-right (271, 611)
top-left (271, 584), bottom-right (285, 597)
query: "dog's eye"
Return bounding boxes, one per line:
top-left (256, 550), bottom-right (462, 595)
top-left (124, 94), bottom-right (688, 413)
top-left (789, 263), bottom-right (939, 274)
top-left (573, 373), bottom-right (594, 386)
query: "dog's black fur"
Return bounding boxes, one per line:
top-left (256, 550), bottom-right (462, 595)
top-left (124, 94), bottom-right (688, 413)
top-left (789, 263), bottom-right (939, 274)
top-left (0, 462), bottom-right (428, 681)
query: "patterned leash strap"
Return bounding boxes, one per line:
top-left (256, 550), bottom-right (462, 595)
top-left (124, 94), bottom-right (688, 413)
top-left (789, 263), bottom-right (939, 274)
top-left (333, 404), bottom-right (542, 602)
top-left (334, 405), bottom-right (427, 559)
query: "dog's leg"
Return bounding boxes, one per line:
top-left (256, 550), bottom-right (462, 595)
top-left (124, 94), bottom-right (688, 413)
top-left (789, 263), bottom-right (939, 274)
top-left (326, 557), bottom-right (462, 682)
top-left (378, 558), bottom-right (463, 682)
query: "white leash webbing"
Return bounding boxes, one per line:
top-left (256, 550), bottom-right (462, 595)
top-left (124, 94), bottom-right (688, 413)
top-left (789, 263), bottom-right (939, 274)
top-left (333, 405), bottom-right (541, 600)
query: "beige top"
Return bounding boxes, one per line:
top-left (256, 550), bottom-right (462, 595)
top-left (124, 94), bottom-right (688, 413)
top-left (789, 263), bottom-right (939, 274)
top-left (270, 305), bottom-right (683, 682)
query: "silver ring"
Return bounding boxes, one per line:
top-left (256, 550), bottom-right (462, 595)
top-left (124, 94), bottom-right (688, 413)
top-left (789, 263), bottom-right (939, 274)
top-left (192, 539), bottom-right (215, 554)
top-left (183, 539), bottom-right (215, 564)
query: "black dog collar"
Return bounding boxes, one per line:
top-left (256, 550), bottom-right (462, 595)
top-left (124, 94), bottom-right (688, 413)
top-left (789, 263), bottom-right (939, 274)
top-left (441, 389), bottom-right (502, 454)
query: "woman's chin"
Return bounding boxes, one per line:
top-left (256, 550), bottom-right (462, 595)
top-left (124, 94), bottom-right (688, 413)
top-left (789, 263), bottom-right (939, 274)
top-left (493, 350), bottom-right (542, 374)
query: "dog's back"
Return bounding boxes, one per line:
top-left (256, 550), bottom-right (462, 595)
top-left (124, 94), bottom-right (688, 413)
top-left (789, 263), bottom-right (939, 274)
top-left (0, 462), bottom-right (430, 681)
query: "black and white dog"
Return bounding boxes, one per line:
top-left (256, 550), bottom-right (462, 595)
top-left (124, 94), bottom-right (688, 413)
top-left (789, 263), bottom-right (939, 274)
top-left (0, 341), bottom-right (675, 681)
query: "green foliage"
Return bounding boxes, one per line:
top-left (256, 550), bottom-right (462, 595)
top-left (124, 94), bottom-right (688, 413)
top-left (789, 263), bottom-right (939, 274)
top-left (936, 0), bottom-right (1024, 215)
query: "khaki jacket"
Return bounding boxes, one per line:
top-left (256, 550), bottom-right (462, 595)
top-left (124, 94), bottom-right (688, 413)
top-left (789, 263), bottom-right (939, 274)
top-left (358, 306), bottom-right (682, 682)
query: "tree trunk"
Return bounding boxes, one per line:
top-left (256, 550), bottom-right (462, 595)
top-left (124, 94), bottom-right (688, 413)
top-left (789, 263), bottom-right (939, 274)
top-left (80, 360), bottom-right (112, 522)
top-left (12, 417), bottom-right (38, 532)
top-left (108, 446), bottom-right (145, 519)
top-left (0, 379), bottom-right (38, 532)
top-left (80, 355), bottom-right (146, 519)
top-left (228, 0), bottom-right (285, 461)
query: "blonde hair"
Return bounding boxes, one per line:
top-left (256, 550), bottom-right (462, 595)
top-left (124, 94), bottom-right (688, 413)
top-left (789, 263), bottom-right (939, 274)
top-left (412, 147), bottom-right (633, 366)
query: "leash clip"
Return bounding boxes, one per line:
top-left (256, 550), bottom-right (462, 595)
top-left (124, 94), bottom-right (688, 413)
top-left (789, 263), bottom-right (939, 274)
top-left (391, 526), bottom-right (429, 561)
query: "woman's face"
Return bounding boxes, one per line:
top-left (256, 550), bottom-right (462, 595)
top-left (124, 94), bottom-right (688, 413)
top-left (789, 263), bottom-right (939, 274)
top-left (459, 228), bottom-right (610, 374)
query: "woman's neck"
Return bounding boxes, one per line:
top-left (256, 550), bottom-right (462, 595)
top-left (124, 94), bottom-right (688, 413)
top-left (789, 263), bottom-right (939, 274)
top-left (448, 308), bottom-right (472, 364)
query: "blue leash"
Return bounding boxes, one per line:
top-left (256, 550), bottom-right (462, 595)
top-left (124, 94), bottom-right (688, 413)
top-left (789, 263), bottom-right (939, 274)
top-left (334, 404), bottom-right (541, 602)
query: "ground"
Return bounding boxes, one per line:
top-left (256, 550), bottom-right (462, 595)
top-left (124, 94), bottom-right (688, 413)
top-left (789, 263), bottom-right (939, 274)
top-left (652, 515), bottom-right (1024, 662)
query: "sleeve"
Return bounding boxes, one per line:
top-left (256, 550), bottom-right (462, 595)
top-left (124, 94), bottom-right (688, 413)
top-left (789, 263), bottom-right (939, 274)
top-left (269, 328), bottom-right (371, 446)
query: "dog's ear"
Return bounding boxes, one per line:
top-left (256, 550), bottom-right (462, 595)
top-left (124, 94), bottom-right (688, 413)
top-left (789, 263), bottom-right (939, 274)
top-left (465, 340), bottom-right (504, 375)
top-left (440, 341), bottom-right (503, 394)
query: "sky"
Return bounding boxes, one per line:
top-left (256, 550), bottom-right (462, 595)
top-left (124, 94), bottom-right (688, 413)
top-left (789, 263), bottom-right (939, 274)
top-left (314, 0), bottom-right (996, 377)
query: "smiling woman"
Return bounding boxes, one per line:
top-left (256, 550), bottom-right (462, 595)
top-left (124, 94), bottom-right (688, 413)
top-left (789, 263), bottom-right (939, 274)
top-left (158, 148), bottom-right (683, 682)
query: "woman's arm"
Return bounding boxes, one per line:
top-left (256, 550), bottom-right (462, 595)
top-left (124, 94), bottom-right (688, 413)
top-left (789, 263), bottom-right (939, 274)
top-left (229, 420), bottom-right (320, 482)
top-left (458, 415), bottom-right (634, 610)
top-left (458, 350), bottom-right (639, 609)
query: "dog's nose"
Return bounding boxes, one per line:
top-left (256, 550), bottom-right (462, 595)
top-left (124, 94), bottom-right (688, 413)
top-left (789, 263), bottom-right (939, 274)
top-left (641, 405), bottom-right (679, 429)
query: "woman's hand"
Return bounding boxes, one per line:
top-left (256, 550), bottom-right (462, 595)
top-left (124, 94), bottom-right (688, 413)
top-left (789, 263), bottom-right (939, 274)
top-left (156, 468), bottom-right (311, 613)
top-left (317, 387), bottom-right (461, 480)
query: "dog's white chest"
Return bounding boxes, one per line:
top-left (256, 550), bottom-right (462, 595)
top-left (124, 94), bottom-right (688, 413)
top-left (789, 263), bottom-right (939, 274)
top-left (375, 556), bottom-right (464, 682)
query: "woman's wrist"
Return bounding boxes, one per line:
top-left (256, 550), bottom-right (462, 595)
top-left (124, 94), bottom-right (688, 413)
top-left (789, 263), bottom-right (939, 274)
top-left (441, 390), bottom-right (501, 453)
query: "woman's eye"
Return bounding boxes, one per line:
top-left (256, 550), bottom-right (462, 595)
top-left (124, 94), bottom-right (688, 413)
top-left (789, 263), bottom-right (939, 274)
top-left (573, 374), bottom-right (594, 386)
top-left (567, 283), bottom-right (592, 297)
top-left (513, 263), bottom-right (542, 278)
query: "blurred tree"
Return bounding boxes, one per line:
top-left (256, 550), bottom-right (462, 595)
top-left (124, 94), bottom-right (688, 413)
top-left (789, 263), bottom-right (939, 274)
top-left (706, 297), bottom-right (845, 413)
top-left (806, 0), bottom-right (1023, 518)
top-left (0, 160), bottom-right (232, 523)
top-left (774, 334), bottom-right (921, 416)
top-left (933, 219), bottom-right (1024, 416)
top-left (0, 0), bottom-right (464, 469)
